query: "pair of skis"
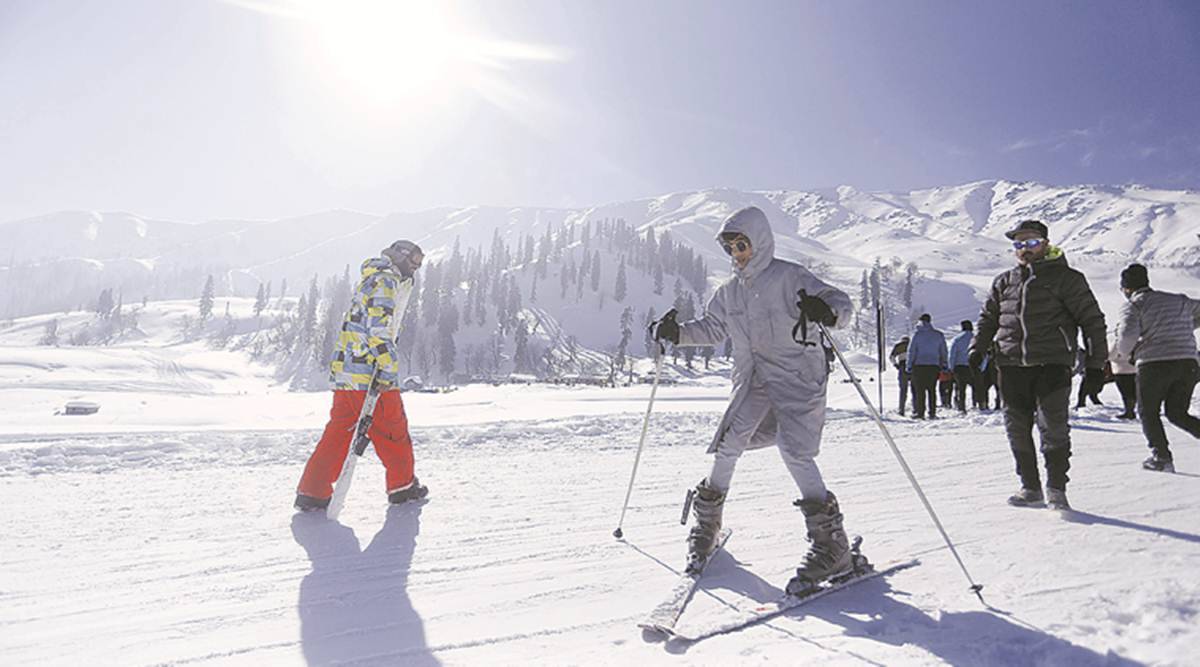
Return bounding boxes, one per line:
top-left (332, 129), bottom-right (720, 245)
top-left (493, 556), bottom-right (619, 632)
top-left (639, 534), bottom-right (916, 642)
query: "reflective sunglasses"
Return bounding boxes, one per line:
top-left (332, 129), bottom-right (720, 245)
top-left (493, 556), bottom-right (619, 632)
top-left (1012, 238), bottom-right (1045, 250)
top-left (721, 239), bottom-right (750, 255)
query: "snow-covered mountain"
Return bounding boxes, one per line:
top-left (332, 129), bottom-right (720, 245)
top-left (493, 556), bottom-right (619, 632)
top-left (3, 179), bottom-right (1198, 385)
top-left (3, 179), bottom-right (1198, 315)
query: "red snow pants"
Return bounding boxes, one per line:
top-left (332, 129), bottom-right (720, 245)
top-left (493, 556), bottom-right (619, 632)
top-left (297, 390), bottom-right (415, 499)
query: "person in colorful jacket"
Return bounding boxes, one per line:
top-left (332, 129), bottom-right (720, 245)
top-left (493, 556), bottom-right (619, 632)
top-left (295, 240), bottom-right (428, 511)
top-left (1112, 263), bottom-right (1200, 472)
top-left (652, 206), bottom-right (855, 592)
top-left (969, 220), bottom-right (1107, 510)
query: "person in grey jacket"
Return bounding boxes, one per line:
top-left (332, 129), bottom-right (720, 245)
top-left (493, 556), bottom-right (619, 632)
top-left (652, 206), bottom-right (855, 590)
top-left (1113, 263), bottom-right (1200, 472)
top-left (906, 313), bottom-right (948, 419)
top-left (968, 220), bottom-right (1107, 510)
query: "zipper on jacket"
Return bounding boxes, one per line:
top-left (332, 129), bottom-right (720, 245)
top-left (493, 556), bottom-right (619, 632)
top-left (1057, 326), bottom-right (1072, 354)
top-left (1019, 269), bottom-right (1036, 366)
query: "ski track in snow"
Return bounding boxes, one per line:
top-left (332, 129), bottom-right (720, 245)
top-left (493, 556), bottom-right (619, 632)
top-left (1, 395), bottom-right (1198, 666)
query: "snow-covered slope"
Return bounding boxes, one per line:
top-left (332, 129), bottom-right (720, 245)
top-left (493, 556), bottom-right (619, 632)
top-left (1, 374), bottom-right (1196, 665)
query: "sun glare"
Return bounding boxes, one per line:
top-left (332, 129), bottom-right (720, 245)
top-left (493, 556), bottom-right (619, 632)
top-left (302, 1), bottom-right (462, 106)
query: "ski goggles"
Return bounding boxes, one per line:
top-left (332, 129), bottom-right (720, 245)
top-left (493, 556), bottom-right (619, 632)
top-left (1011, 238), bottom-right (1046, 250)
top-left (720, 238), bottom-right (750, 255)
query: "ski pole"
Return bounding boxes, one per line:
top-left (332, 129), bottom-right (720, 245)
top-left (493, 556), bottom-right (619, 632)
top-left (817, 321), bottom-right (986, 603)
top-left (613, 342), bottom-right (666, 539)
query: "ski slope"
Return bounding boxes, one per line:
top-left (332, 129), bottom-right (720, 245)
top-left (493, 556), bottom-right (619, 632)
top-left (2, 371), bottom-right (1197, 666)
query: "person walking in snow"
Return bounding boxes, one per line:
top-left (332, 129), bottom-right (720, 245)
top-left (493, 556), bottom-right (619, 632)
top-left (1112, 263), bottom-right (1200, 473)
top-left (906, 313), bottom-right (948, 420)
top-left (295, 240), bottom-right (429, 512)
top-left (968, 220), bottom-right (1107, 510)
top-left (889, 336), bottom-right (912, 416)
top-left (650, 206), bottom-right (855, 591)
top-left (949, 320), bottom-right (975, 414)
top-left (1109, 330), bottom-right (1138, 420)
top-left (1073, 348), bottom-right (1104, 409)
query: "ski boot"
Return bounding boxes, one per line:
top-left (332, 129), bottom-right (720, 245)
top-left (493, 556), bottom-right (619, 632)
top-left (1007, 486), bottom-right (1045, 507)
top-left (1045, 486), bottom-right (1070, 511)
top-left (388, 477), bottom-right (429, 504)
top-left (785, 492), bottom-right (852, 596)
top-left (1142, 454), bottom-right (1175, 473)
top-left (294, 494), bottom-right (330, 512)
top-left (685, 479), bottom-right (726, 573)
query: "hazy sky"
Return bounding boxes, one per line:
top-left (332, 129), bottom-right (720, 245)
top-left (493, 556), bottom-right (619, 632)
top-left (2, 0), bottom-right (1199, 223)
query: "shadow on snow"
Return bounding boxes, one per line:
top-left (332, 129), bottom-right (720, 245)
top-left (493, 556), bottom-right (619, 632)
top-left (292, 503), bottom-right (439, 666)
top-left (667, 551), bottom-right (1143, 666)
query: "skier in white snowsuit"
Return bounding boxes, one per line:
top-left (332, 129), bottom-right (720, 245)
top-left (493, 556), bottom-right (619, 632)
top-left (653, 206), bottom-right (854, 587)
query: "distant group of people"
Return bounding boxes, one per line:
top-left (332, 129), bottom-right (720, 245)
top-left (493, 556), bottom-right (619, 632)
top-left (889, 219), bottom-right (1200, 508)
top-left (890, 317), bottom-right (1001, 420)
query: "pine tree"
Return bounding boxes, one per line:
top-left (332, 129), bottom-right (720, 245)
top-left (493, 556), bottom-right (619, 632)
top-left (653, 262), bottom-right (664, 295)
top-left (96, 288), bottom-right (114, 320)
top-left (199, 276), bottom-right (215, 321)
top-left (507, 275), bottom-right (522, 330)
top-left (615, 256), bottom-right (628, 301)
top-left (903, 262), bottom-right (918, 309)
top-left (253, 284), bottom-right (267, 318)
top-left (859, 270), bottom-right (870, 308)
top-left (437, 301), bottom-right (458, 381)
top-left (615, 307), bottom-right (633, 379)
top-left (513, 319), bottom-right (530, 373)
top-left (590, 251), bottom-right (601, 293)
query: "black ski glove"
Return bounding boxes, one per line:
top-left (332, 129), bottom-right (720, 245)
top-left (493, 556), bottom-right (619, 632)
top-left (798, 293), bottom-right (837, 326)
top-left (1083, 367), bottom-right (1105, 395)
top-left (652, 308), bottom-right (680, 344)
top-left (968, 349), bottom-right (983, 371)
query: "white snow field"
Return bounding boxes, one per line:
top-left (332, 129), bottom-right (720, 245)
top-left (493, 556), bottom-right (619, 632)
top-left (2, 365), bottom-right (1198, 666)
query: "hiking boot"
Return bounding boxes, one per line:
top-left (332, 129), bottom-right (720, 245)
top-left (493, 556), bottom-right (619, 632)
top-left (1007, 487), bottom-right (1045, 507)
top-left (388, 477), bottom-right (429, 504)
top-left (686, 479), bottom-right (726, 572)
top-left (1045, 487), bottom-right (1070, 511)
top-left (787, 492), bottom-right (851, 593)
top-left (294, 494), bottom-right (330, 512)
top-left (1142, 454), bottom-right (1175, 473)
top-left (1116, 411), bottom-right (1137, 420)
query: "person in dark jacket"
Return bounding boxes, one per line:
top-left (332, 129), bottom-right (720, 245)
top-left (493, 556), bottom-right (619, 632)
top-left (1073, 348), bottom-right (1104, 408)
top-left (969, 220), bottom-right (1107, 510)
top-left (889, 336), bottom-right (912, 416)
top-left (907, 313), bottom-right (948, 419)
top-left (949, 320), bottom-right (975, 414)
top-left (1113, 263), bottom-right (1200, 472)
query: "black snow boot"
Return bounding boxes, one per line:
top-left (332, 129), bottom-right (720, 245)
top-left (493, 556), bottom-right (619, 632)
top-left (294, 494), bottom-right (330, 512)
top-left (787, 492), bottom-right (851, 593)
top-left (685, 479), bottom-right (726, 572)
top-left (388, 477), bottom-right (429, 504)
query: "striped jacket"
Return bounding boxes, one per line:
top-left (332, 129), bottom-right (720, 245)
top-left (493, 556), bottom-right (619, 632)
top-left (330, 257), bottom-right (415, 390)
top-left (1114, 287), bottom-right (1200, 365)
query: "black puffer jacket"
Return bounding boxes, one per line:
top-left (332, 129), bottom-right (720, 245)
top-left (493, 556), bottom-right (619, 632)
top-left (971, 249), bottom-right (1108, 368)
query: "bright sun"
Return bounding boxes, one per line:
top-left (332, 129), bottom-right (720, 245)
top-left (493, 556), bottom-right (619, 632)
top-left (301, 1), bottom-right (464, 105)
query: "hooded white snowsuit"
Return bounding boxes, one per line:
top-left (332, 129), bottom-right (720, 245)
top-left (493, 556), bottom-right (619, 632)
top-left (676, 207), bottom-right (853, 500)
